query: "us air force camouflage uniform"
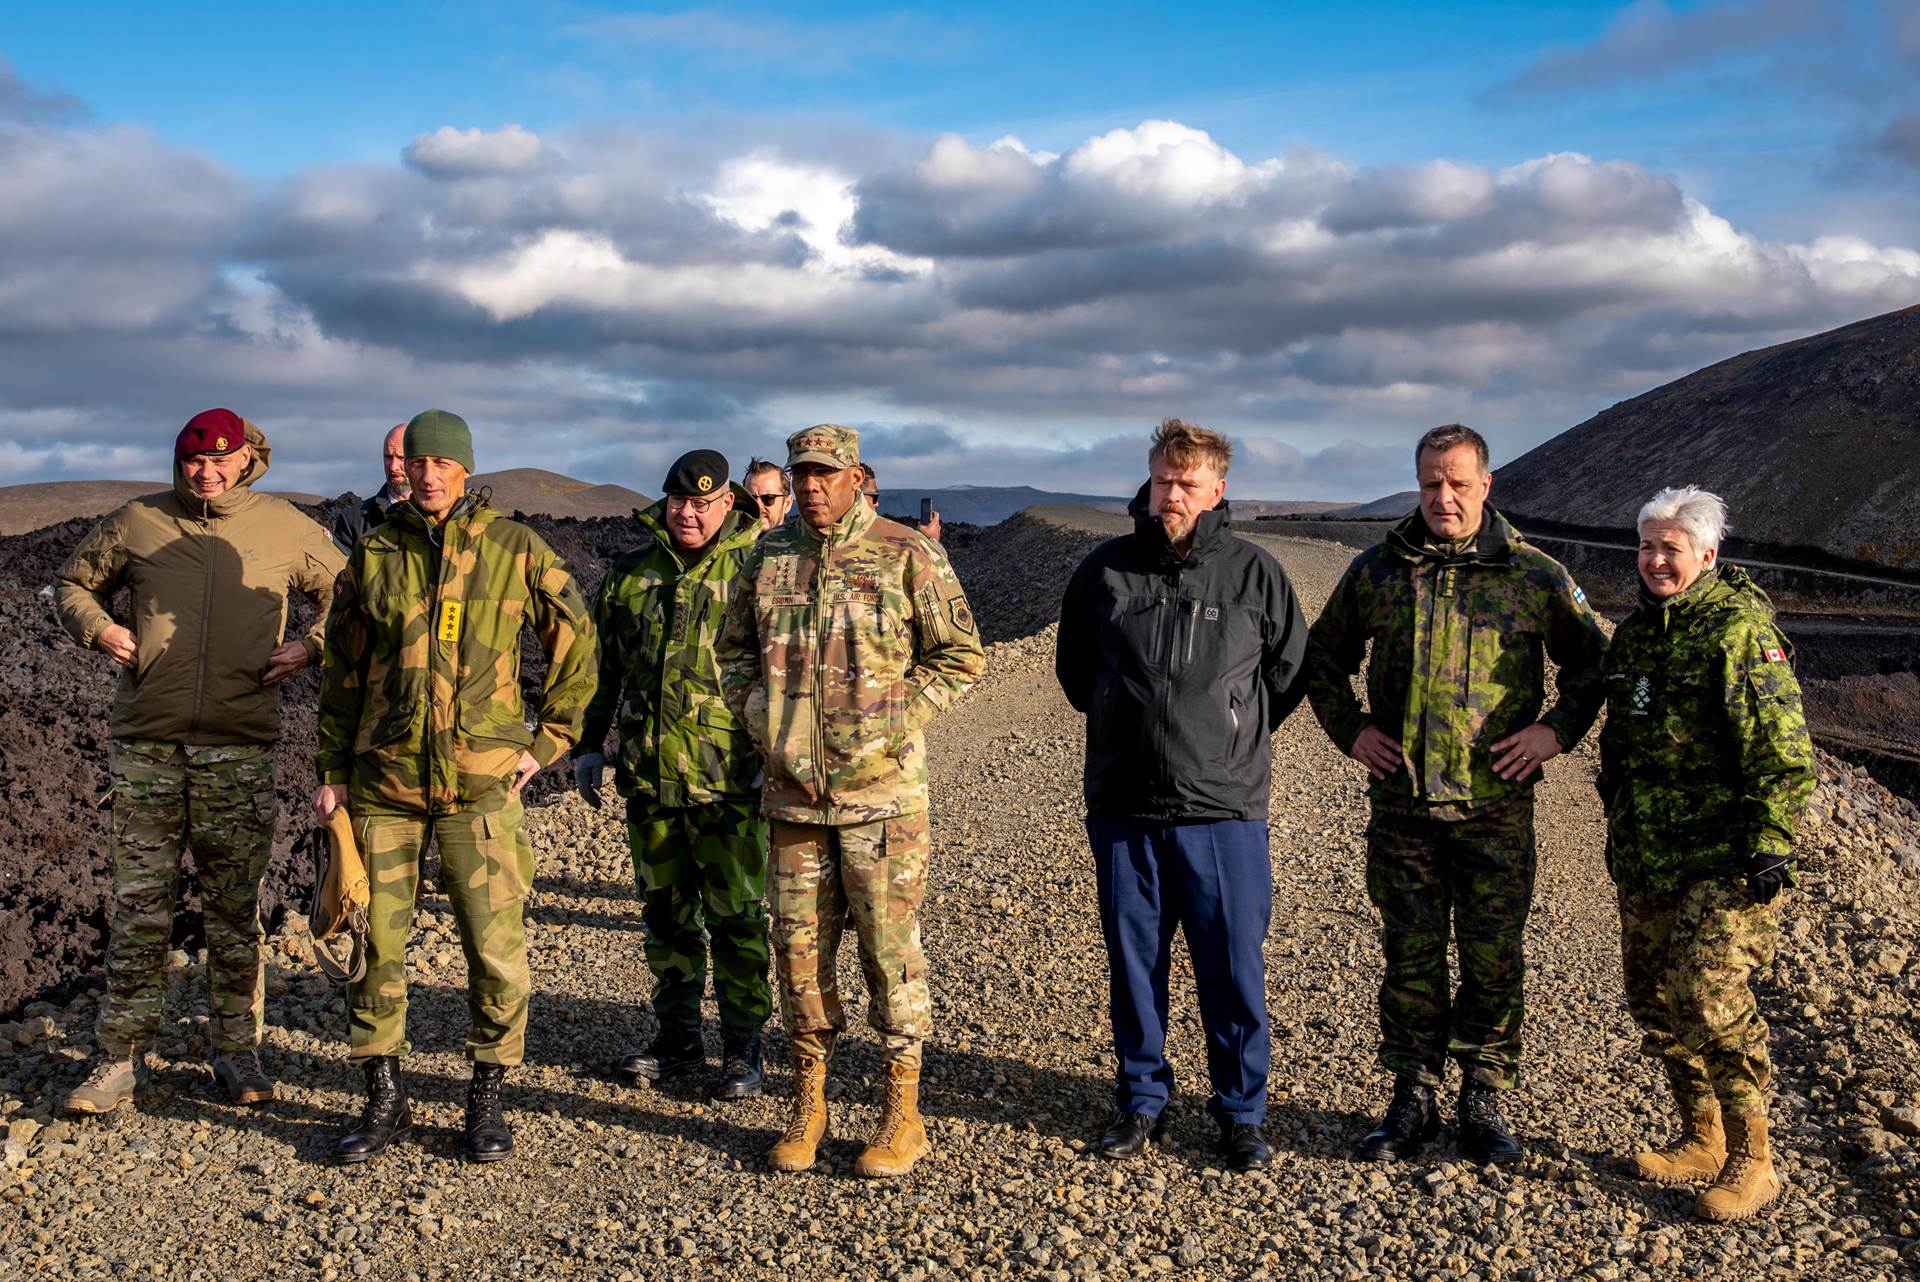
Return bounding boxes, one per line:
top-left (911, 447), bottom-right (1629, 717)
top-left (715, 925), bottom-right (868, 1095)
top-left (1600, 564), bottom-right (1814, 1118)
top-left (1306, 508), bottom-right (1607, 1090)
top-left (716, 427), bottom-right (984, 1074)
top-left (581, 484), bottom-right (771, 1053)
top-left (316, 493), bottom-right (596, 1065)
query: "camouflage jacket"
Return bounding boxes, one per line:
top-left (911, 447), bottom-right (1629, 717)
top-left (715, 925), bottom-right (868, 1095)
top-left (716, 495), bottom-right (985, 824)
top-left (579, 487), bottom-right (762, 807)
top-left (1598, 565), bottom-right (1815, 893)
top-left (1305, 508), bottom-right (1608, 813)
top-left (316, 493), bottom-right (598, 815)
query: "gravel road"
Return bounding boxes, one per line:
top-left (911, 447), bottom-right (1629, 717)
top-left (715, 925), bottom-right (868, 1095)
top-left (3, 526), bottom-right (1917, 1282)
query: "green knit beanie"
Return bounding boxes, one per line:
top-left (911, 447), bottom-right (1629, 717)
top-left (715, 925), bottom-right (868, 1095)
top-left (404, 409), bottom-right (475, 473)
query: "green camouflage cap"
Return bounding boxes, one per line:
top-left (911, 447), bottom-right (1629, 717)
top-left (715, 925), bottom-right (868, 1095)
top-left (786, 423), bottom-right (859, 470)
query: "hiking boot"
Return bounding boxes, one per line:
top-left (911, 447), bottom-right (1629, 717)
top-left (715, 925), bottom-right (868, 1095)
top-left (213, 1048), bottom-right (275, 1106)
top-left (715, 1037), bottom-right (765, 1101)
top-left (464, 1063), bottom-right (513, 1163)
top-left (1356, 1075), bottom-right (1439, 1161)
top-left (1097, 1111), bottom-right (1166, 1160)
top-left (767, 1051), bottom-right (830, 1173)
top-left (1633, 1103), bottom-right (1725, 1184)
top-left (855, 1060), bottom-right (929, 1178)
top-left (63, 1053), bottom-right (146, 1117)
top-left (1696, 1114), bottom-right (1781, 1222)
top-left (1459, 1079), bottom-right (1523, 1165)
top-left (334, 1056), bottom-right (411, 1164)
top-left (616, 1029), bottom-right (706, 1083)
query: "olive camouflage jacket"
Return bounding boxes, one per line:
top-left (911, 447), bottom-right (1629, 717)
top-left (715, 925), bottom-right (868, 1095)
top-left (717, 495), bottom-right (984, 824)
top-left (1305, 508), bottom-right (1608, 813)
top-left (579, 487), bottom-right (763, 807)
top-left (316, 493), bottom-right (598, 814)
top-left (1598, 564), bottom-right (1815, 893)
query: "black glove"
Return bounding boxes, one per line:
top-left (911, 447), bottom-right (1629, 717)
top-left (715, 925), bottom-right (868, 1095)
top-left (573, 752), bottom-right (605, 809)
top-left (1747, 855), bottom-right (1791, 904)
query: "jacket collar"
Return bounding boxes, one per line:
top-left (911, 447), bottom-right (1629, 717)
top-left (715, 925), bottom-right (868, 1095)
top-left (1384, 506), bottom-right (1520, 566)
top-left (389, 489), bottom-right (491, 539)
top-left (1126, 481), bottom-right (1234, 569)
top-left (796, 489), bottom-right (878, 551)
top-left (635, 482), bottom-right (760, 569)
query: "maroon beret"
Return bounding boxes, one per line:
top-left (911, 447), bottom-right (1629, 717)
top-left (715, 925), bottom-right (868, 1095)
top-left (175, 408), bottom-right (246, 461)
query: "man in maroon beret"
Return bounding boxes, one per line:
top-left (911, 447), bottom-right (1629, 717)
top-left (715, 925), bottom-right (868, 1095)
top-left (53, 409), bottom-right (346, 1117)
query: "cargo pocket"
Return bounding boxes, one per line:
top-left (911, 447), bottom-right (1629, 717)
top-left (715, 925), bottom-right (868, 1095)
top-left (481, 800), bottom-right (534, 911)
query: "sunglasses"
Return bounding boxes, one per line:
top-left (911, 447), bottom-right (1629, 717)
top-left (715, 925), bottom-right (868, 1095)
top-left (750, 492), bottom-right (786, 507)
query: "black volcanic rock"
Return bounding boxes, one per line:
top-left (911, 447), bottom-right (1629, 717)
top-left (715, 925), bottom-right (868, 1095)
top-left (1495, 305), bottom-right (1920, 567)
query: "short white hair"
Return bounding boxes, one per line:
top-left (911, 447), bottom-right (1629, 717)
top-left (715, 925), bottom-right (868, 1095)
top-left (1637, 486), bottom-right (1728, 553)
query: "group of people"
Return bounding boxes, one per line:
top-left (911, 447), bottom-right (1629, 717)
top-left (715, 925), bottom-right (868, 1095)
top-left (47, 409), bottom-right (1812, 1223)
top-left (1057, 419), bottom-right (1812, 1225)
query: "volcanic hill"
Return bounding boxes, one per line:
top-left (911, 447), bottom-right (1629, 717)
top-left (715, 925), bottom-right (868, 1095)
top-left (1494, 304), bottom-right (1920, 568)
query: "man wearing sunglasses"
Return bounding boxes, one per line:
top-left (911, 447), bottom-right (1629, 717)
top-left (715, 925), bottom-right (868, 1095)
top-left (576, 450), bottom-right (772, 1099)
top-left (744, 458), bottom-right (792, 531)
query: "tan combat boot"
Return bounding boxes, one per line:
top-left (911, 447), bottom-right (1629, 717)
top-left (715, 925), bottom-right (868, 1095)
top-left (62, 1053), bottom-right (146, 1116)
top-left (1696, 1114), bottom-right (1781, 1221)
top-left (1633, 1103), bottom-right (1725, 1184)
top-left (767, 1051), bottom-right (830, 1172)
top-left (854, 1060), bottom-right (929, 1179)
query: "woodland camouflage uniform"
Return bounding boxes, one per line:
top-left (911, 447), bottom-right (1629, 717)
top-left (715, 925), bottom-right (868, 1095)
top-left (1305, 507), bottom-right (1607, 1089)
top-left (55, 419), bottom-right (342, 1062)
top-left (1600, 563), bottom-right (1815, 1119)
top-left (316, 492), bottom-right (596, 1065)
top-left (580, 485), bottom-right (770, 1050)
top-left (716, 426), bottom-right (984, 1074)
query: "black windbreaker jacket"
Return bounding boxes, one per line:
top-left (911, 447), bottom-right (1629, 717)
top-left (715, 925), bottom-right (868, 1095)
top-left (1055, 487), bottom-right (1309, 822)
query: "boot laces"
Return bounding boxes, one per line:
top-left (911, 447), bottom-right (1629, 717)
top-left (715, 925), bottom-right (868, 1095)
top-left (227, 1048), bottom-right (264, 1080)
top-left (1384, 1083), bottom-right (1430, 1132)
top-left (1462, 1088), bottom-right (1506, 1130)
top-left (1715, 1142), bottom-right (1759, 1188)
top-left (871, 1076), bottom-right (909, 1146)
top-left (83, 1055), bottom-right (131, 1087)
top-left (780, 1064), bottom-right (821, 1142)
top-left (469, 1071), bottom-right (504, 1121)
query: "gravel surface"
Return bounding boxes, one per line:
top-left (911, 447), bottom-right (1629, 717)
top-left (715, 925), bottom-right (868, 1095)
top-left (2, 524), bottom-right (1917, 1281)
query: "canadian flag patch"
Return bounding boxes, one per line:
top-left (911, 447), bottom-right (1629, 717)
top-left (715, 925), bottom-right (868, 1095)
top-left (1764, 646), bottom-right (1786, 663)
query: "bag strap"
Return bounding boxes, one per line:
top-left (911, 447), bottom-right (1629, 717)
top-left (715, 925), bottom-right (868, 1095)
top-left (313, 905), bottom-right (368, 984)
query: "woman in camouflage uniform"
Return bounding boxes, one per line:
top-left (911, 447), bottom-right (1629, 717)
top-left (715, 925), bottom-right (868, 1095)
top-left (1600, 486), bottom-right (1814, 1222)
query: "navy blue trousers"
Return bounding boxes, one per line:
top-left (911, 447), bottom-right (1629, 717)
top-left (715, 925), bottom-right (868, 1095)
top-left (1087, 815), bottom-right (1273, 1124)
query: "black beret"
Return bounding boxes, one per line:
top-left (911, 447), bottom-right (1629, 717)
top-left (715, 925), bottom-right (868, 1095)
top-left (662, 449), bottom-right (730, 498)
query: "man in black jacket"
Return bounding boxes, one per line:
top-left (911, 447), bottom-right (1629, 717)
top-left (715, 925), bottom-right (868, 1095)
top-left (1055, 419), bottom-right (1308, 1171)
top-left (330, 423), bottom-right (409, 554)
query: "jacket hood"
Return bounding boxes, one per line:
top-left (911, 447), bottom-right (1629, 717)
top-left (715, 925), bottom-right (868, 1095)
top-left (1127, 481), bottom-right (1234, 567)
top-left (172, 419), bottom-right (269, 519)
top-left (1385, 505), bottom-right (1521, 565)
top-left (635, 482), bottom-right (760, 565)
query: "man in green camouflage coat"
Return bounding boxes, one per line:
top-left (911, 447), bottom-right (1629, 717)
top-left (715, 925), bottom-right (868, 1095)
top-left (55, 410), bottom-right (344, 1116)
top-left (1305, 423), bottom-right (1607, 1165)
top-left (1601, 486), bottom-right (1813, 1222)
top-left (312, 409), bottom-right (597, 1165)
top-left (574, 448), bottom-right (772, 1099)
top-left (717, 424), bottom-right (984, 1179)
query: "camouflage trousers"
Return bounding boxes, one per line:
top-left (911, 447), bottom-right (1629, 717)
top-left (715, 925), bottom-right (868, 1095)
top-left (1366, 795), bottom-right (1536, 1090)
top-left (1618, 875), bottom-right (1778, 1118)
top-left (347, 785), bottom-right (533, 1065)
top-left (627, 797), bottom-right (771, 1045)
top-left (769, 812), bottom-right (931, 1071)
top-left (98, 738), bottom-right (278, 1056)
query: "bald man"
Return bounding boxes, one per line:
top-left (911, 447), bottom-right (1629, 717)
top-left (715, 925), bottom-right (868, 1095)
top-left (331, 424), bottom-right (411, 554)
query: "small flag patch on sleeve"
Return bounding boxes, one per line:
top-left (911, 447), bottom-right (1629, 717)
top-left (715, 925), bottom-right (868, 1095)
top-left (1764, 646), bottom-right (1786, 663)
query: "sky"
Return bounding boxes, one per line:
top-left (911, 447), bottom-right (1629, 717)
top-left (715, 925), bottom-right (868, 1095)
top-left (3, 0), bottom-right (1919, 502)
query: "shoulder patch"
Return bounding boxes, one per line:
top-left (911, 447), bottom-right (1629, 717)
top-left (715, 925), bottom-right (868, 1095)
top-left (1573, 585), bottom-right (1586, 605)
top-left (1764, 646), bottom-right (1786, 663)
top-left (951, 597), bottom-right (975, 636)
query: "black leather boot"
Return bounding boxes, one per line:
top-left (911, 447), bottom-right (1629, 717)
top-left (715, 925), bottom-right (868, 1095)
top-left (1355, 1075), bottom-right (1439, 1162)
top-left (334, 1055), bottom-right (411, 1164)
top-left (465, 1062), bottom-right (513, 1163)
top-left (1217, 1118), bottom-right (1272, 1171)
top-left (615, 1029), bottom-right (706, 1082)
top-left (714, 1037), bottom-right (765, 1100)
top-left (1097, 1111), bottom-right (1167, 1159)
top-left (1459, 1079), bottom-right (1523, 1165)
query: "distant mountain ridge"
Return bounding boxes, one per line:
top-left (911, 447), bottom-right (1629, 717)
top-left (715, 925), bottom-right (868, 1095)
top-left (0, 480), bottom-right (327, 536)
top-left (1494, 305), bottom-right (1920, 568)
